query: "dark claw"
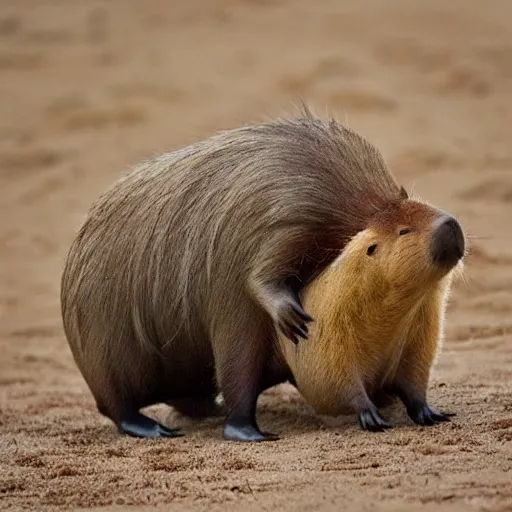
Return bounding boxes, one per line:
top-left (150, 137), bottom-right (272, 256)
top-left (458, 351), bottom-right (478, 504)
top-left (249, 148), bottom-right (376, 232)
top-left (290, 322), bottom-right (308, 339)
top-left (277, 295), bottom-right (313, 344)
top-left (119, 412), bottom-right (183, 438)
top-left (408, 404), bottom-right (453, 426)
top-left (291, 302), bottom-right (314, 323)
top-left (358, 408), bottom-right (392, 432)
top-left (224, 418), bottom-right (279, 442)
top-left (431, 412), bottom-right (451, 422)
top-left (278, 321), bottom-right (300, 344)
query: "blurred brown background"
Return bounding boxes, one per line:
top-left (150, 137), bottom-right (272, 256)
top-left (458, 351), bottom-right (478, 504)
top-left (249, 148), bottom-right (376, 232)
top-left (1, 1), bottom-right (511, 511)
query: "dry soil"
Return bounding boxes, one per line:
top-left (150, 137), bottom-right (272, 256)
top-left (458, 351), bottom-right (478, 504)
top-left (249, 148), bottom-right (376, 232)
top-left (1, 1), bottom-right (512, 511)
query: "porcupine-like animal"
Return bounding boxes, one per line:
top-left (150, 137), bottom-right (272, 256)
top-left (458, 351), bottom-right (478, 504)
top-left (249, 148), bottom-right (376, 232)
top-left (61, 106), bottom-right (417, 442)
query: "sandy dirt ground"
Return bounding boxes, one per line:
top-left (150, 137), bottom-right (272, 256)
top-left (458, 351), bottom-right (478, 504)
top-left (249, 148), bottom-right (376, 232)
top-left (1, 0), bottom-right (512, 510)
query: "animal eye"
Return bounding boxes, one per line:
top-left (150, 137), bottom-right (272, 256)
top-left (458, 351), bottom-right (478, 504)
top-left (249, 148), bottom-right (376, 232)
top-left (367, 244), bottom-right (377, 256)
top-left (399, 228), bottom-right (411, 236)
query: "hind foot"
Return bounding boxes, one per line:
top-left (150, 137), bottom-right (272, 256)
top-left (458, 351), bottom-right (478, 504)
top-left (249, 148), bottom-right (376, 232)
top-left (223, 415), bottom-right (279, 442)
top-left (358, 408), bottom-right (392, 432)
top-left (119, 412), bottom-right (183, 439)
top-left (407, 403), bottom-right (455, 426)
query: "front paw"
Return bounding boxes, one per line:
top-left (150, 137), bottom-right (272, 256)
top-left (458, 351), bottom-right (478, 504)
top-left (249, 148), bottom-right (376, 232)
top-left (275, 294), bottom-right (313, 344)
top-left (408, 403), bottom-right (455, 426)
top-left (358, 408), bottom-right (393, 432)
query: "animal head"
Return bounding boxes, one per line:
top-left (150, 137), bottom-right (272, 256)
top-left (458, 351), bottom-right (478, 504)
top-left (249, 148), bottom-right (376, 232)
top-left (337, 193), bottom-right (465, 296)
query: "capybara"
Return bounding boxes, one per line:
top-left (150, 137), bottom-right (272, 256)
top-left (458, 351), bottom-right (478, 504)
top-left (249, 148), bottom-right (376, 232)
top-left (278, 200), bottom-right (465, 431)
top-left (61, 106), bottom-right (414, 442)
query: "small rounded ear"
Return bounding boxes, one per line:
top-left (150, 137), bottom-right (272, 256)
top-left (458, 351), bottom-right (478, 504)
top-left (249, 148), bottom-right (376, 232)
top-left (399, 185), bottom-right (408, 199)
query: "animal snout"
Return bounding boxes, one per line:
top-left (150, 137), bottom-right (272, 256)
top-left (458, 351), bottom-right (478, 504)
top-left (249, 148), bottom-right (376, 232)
top-left (430, 215), bottom-right (465, 268)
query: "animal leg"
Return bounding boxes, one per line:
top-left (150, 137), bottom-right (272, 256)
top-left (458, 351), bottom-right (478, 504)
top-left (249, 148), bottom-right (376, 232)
top-left (349, 383), bottom-right (393, 432)
top-left (119, 409), bottom-right (184, 438)
top-left (246, 230), bottom-right (319, 345)
top-left (390, 379), bottom-right (454, 426)
top-left (97, 392), bottom-right (183, 438)
top-left (391, 381), bottom-right (454, 426)
top-left (248, 252), bottom-right (313, 345)
top-left (391, 301), bottom-right (455, 426)
top-left (92, 364), bottom-right (184, 438)
top-left (213, 323), bottom-right (278, 442)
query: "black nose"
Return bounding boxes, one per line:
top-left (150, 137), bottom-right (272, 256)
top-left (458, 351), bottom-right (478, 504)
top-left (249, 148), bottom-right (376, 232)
top-left (430, 216), bottom-right (465, 268)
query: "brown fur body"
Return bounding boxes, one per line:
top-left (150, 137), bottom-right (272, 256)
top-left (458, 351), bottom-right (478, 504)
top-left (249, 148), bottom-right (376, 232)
top-left (279, 199), bottom-right (464, 430)
top-left (61, 108), bottom-right (416, 440)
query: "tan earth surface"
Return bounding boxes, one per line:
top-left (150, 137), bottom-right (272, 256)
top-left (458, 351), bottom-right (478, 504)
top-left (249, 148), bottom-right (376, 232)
top-left (1, 0), bottom-right (512, 511)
